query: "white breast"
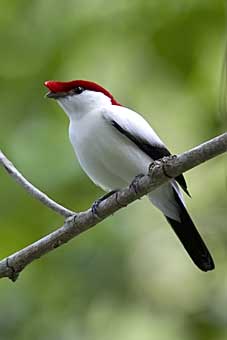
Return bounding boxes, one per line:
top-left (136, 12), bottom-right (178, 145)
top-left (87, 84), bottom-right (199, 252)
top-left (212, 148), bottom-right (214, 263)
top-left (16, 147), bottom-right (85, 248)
top-left (69, 107), bottom-right (152, 191)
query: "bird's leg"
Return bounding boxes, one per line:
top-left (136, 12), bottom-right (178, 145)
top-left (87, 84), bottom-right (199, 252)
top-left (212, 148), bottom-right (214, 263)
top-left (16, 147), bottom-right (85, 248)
top-left (129, 174), bottom-right (145, 194)
top-left (92, 190), bottom-right (119, 218)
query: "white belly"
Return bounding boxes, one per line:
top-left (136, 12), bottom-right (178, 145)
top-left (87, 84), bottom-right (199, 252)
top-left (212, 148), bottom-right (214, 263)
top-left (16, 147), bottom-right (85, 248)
top-left (68, 108), bottom-right (183, 221)
top-left (69, 112), bottom-right (152, 191)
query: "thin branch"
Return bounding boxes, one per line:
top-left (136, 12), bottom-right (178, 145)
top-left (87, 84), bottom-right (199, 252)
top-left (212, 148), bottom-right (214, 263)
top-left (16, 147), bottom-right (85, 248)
top-left (0, 151), bottom-right (74, 218)
top-left (0, 133), bottom-right (226, 281)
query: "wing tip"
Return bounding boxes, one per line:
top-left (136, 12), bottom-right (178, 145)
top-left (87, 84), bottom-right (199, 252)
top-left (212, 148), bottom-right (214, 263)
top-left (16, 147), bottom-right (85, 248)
top-left (185, 188), bottom-right (192, 198)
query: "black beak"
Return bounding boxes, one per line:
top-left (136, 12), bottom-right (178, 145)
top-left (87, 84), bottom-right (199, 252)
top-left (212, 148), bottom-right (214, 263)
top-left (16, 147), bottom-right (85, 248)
top-left (46, 90), bottom-right (73, 99)
top-left (46, 91), bottom-right (60, 99)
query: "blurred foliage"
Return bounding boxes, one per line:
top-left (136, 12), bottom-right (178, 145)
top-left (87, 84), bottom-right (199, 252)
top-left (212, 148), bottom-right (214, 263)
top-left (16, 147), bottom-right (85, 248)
top-left (0, 0), bottom-right (227, 339)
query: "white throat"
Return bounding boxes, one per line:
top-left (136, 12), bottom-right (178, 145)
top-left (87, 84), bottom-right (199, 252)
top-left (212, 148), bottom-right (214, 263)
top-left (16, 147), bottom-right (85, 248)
top-left (56, 90), bottom-right (112, 121)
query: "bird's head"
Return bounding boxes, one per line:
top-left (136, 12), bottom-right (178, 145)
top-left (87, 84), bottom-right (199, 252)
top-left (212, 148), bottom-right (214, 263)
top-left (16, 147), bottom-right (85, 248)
top-left (44, 80), bottom-right (121, 118)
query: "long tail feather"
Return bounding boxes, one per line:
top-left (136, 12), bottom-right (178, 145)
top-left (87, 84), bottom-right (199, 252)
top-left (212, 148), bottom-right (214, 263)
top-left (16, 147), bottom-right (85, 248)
top-left (165, 189), bottom-right (215, 272)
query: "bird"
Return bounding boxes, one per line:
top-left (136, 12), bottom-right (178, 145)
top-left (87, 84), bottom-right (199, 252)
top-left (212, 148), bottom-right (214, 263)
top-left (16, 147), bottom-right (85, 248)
top-left (44, 79), bottom-right (215, 272)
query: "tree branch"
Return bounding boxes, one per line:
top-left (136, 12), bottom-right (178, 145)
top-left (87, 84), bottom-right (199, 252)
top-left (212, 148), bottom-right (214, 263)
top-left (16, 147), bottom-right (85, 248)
top-left (0, 133), bottom-right (226, 281)
top-left (0, 151), bottom-right (74, 218)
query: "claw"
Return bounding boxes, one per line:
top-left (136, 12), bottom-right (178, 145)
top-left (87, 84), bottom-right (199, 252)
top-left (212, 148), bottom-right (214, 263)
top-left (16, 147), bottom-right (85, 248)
top-left (149, 156), bottom-right (176, 179)
top-left (130, 174), bottom-right (145, 194)
top-left (91, 190), bottom-right (118, 218)
top-left (91, 199), bottom-right (102, 219)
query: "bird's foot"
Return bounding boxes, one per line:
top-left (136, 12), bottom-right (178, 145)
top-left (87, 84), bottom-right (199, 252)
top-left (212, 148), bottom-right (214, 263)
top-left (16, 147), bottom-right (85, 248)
top-left (130, 174), bottom-right (145, 194)
top-left (149, 155), bottom-right (177, 178)
top-left (91, 190), bottom-right (118, 218)
top-left (162, 155), bottom-right (178, 178)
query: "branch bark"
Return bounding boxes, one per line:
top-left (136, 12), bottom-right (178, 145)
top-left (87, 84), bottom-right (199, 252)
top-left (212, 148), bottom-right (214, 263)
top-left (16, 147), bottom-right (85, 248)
top-left (0, 133), bottom-right (226, 281)
top-left (0, 151), bottom-right (74, 218)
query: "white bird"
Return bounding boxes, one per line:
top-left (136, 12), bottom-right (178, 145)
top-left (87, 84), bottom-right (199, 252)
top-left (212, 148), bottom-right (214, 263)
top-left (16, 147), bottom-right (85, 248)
top-left (44, 79), bottom-right (214, 272)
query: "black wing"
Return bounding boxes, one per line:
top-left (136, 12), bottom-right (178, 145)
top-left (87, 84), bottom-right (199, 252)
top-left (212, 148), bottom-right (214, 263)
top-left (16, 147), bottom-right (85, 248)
top-left (111, 120), bottom-right (190, 196)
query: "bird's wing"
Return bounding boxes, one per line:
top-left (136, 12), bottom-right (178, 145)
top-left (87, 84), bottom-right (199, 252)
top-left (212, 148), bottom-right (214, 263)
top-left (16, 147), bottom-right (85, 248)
top-left (102, 106), bottom-right (190, 196)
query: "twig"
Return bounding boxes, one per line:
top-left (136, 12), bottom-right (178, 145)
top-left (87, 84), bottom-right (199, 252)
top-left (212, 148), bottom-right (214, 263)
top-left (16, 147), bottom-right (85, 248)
top-left (0, 151), bottom-right (74, 218)
top-left (0, 133), bottom-right (226, 281)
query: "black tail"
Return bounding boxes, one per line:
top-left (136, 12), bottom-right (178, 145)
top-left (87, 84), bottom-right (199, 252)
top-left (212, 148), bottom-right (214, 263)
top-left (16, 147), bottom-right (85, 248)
top-left (165, 189), bottom-right (215, 272)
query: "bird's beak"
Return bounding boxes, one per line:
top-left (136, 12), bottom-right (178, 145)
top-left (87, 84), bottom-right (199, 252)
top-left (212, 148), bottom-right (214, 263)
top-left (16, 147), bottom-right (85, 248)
top-left (45, 91), bottom-right (60, 99)
top-left (44, 81), bottom-right (62, 99)
top-left (44, 80), bottom-right (70, 99)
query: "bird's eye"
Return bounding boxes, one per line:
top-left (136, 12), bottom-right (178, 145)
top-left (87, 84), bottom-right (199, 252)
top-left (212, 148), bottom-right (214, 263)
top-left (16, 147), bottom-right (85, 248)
top-left (74, 86), bottom-right (84, 94)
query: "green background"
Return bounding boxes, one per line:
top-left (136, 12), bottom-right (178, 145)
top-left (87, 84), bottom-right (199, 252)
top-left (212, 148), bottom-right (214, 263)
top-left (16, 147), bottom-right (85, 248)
top-left (0, 1), bottom-right (226, 339)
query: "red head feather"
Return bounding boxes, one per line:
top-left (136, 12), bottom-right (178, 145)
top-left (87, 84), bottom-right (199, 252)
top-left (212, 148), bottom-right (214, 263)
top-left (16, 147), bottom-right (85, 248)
top-left (44, 80), bottom-right (121, 106)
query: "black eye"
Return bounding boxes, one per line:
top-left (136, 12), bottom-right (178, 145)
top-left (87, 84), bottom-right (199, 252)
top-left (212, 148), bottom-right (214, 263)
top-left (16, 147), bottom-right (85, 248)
top-left (74, 86), bottom-right (84, 94)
